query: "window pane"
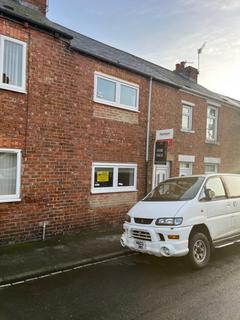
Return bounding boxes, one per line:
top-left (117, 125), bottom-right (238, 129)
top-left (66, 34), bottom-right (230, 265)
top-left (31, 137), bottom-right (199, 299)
top-left (206, 118), bottom-right (216, 140)
top-left (205, 177), bottom-right (225, 198)
top-left (144, 177), bottom-right (204, 201)
top-left (3, 40), bottom-right (23, 87)
top-left (96, 77), bottom-right (116, 102)
top-left (120, 84), bottom-right (137, 107)
top-left (180, 162), bottom-right (190, 169)
top-left (0, 153), bottom-right (17, 195)
top-left (183, 106), bottom-right (190, 115)
top-left (182, 114), bottom-right (190, 129)
top-left (182, 106), bottom-right (192, 129)
top-left (223, 176), bottom-right (240, 198)
top-left (118, 168), bottom-right (135, 187)
top-left (208, 108), bottom-right (216, 117)
top-left (94, 167), bottom-right (113, 188)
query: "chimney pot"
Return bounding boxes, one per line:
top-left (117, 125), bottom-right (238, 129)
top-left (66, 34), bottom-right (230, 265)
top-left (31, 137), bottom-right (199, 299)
top-left (21, 0), bottom-right (47, 15)
top-left (174, 61), bottom-right (199, 83)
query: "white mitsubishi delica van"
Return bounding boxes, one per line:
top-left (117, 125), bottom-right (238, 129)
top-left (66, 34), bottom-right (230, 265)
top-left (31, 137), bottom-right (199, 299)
top-left (121, 174), bottom-right (240, 268)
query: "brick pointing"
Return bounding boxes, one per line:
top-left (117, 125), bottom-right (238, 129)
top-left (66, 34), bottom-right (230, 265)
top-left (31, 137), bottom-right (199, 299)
top-left (93, 104), bottom-right (139, 124)
top-left (89, 193), bottom-right (138, 209)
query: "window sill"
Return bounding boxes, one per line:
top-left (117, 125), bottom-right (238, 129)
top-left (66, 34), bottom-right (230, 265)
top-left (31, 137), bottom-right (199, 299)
top-left (93, 98), bottom-right (139, 113)
top-left (91, 188), bottom-right (137, 194)
top-left (180, 129), bottom-right (195, 134)
top-left (0, 84), bottom-right (27, 94)
top-left (0, 197), bottom-right (21, 203)
top-left (205, 140), bottom-right (220, 145)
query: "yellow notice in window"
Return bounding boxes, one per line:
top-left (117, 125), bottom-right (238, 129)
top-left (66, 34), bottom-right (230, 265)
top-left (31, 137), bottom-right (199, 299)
top-left (97, 171), bottom-right (109, 182)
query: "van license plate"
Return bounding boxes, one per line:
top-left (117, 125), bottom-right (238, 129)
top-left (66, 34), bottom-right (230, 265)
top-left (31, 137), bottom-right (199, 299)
top-left (135, 240), bottom-right (146, 250)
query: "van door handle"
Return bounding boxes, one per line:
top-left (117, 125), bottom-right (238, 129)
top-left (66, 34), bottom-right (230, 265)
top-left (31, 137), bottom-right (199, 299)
top-left (226, 203), bottom-right (231, 208)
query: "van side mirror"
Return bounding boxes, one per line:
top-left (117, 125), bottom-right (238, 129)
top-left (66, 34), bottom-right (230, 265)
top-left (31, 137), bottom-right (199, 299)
top-left (205, 188), bottom-right (215, 201)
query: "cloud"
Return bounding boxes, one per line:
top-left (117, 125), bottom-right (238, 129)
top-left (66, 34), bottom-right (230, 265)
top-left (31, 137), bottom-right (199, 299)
top-left (179, 0), bottom-right (240, 11)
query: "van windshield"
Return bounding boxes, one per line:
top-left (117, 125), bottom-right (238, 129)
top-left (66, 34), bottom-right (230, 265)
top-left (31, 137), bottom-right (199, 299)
top-left (144, 177), bottom-right (205, 201)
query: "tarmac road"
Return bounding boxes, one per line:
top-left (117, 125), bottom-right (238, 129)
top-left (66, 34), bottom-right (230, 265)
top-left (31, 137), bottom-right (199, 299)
top-left (1, 245), bottom-right (240, 320)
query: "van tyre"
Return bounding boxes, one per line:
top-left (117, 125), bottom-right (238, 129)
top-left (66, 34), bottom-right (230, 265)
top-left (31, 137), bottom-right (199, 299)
top-left (188, 232), bottom-right (211, 269)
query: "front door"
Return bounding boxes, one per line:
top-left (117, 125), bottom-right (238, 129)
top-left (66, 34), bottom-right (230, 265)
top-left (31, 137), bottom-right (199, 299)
top-left (154, 162), bottom-right (170, 188)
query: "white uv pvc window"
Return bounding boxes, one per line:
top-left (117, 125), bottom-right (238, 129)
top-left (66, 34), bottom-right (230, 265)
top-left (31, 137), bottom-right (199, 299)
top-left (94, 72), bottom-right (139, 111)
top-left (0, 35), bottom-right (27, 93)
top-left (182, 105), bottom-right (193, 131)
top-left (0, 149), bottom-right (21, 202)
top-left (91, 163), bottom-right (137, 193)
top-left (205, 164), bottom-right (218, 174)
top-left (206, 106), bottom-right (218, 142)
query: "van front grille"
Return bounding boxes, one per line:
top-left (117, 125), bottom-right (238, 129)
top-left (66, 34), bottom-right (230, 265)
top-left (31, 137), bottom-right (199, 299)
top-left (132, 230), bottom-right (151, 241)
top-left (134, 218), bottom-right (153, 225)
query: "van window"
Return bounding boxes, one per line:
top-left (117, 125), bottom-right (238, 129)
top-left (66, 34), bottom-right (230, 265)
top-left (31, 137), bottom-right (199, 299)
top-left (222, 175), bottom-right (240, 198)
top-left (202, 177), bottom-right (226, 200)
top-left (144, 177), bottom-right (204, 201)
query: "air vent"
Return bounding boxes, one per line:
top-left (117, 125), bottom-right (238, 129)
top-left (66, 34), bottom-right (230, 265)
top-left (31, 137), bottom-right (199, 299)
top-left (134, 218), bottom-right (153, 225)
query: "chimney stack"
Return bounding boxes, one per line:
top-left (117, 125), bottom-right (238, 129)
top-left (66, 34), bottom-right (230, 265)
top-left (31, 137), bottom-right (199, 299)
top-left (21, 0), bottom-right (48, 15)
top-left (174, 61), bottom-right (199, 83)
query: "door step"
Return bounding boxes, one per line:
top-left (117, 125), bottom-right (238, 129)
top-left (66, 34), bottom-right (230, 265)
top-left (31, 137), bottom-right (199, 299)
top-left (213, 234), bottom-right (240, 249)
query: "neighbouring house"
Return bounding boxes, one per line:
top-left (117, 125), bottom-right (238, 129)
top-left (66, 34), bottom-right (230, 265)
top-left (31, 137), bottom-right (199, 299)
top-left (0, 0), bottom-right (240, 244)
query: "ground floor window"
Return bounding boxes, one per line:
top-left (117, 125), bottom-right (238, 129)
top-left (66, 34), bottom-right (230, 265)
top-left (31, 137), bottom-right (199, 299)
top-left (204, 157), bottom-right (220, 174)
top-left (179, 162), bottom-right (193, 176)
top-left (0, 149), bottom-right (21, 202)
top-left (205, 163), bottom-right (218, 174)
top-left (91, 163), bottom-right (137, 193)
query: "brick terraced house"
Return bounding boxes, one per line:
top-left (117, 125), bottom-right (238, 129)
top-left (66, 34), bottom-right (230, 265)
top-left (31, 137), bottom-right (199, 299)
top-left (0, 0), bottom-right (240, 244)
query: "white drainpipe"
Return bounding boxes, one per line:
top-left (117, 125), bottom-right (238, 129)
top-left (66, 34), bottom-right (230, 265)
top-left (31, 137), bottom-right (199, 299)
top-left (146, 77), bottom-right (153, 162)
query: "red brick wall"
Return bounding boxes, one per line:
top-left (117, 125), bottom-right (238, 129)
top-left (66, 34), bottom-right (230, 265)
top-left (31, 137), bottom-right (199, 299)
top-left (1, 16), bottom-right (240, 244)
top-left (146, 82), bottom-right (240, 190)
top-left (0, 17), bottom-right (148, 244)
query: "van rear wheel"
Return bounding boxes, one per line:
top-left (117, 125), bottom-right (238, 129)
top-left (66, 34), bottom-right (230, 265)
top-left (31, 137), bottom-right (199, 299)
top-left (188, 232), bottom-right (211, 269)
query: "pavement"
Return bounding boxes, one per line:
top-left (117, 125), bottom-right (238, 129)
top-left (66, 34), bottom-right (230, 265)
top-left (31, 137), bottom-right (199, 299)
top-left (0, 227), bottom-right (130, 285)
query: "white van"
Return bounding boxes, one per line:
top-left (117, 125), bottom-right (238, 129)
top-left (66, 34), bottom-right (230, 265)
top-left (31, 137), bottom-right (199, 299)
top-left (120, 174), bottom-right (240, 268)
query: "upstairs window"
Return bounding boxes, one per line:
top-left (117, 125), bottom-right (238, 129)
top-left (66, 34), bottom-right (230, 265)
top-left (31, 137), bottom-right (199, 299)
top-left (206, 106), bottom-right (218, 142)
top-left (0, 149), bottom-right (21, 203)
top-left (94, 72), bottom-right (139, 111)
top-left (181, 104), bottom-right (193, 131)
top-left (0, 36), bottom-right (27, 92)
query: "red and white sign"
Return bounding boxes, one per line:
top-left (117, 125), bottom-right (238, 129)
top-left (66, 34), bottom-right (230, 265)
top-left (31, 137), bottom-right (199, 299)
top-left (156, 129), bottom-right (174, 141)
top-left (156, 129), bottom-right (174, 150)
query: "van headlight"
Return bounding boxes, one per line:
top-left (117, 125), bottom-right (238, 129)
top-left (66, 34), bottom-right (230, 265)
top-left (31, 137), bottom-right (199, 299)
top-left (155, 217), bottom-right (183, 226)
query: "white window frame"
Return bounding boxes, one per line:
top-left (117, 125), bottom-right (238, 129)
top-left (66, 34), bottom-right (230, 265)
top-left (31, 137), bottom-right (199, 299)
top-left (204, 163), bottom-right (218, 174)
top-left (181, 104), bottom-right (193, 131)
top-left (206, 105), bottom-right (218, 142)
top-left (204, 157), bottom-right (220, 174)
top-left (91, 162), bottom-right (137, 194)
top-left (94, 72), bottom-right (139, 112)
top-left (0, 35), bottom-right (27, 93)
top-left (0, 149), bottom-right (21, 203)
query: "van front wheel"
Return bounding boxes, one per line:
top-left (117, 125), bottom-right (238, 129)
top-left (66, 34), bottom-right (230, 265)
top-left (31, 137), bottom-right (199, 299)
top-left (188, 232), bottom-right (211, 269)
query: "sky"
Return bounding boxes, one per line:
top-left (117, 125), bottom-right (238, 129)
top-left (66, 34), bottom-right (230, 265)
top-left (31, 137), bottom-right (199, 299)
top-left (48, 0), bottom-right (240, 100)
